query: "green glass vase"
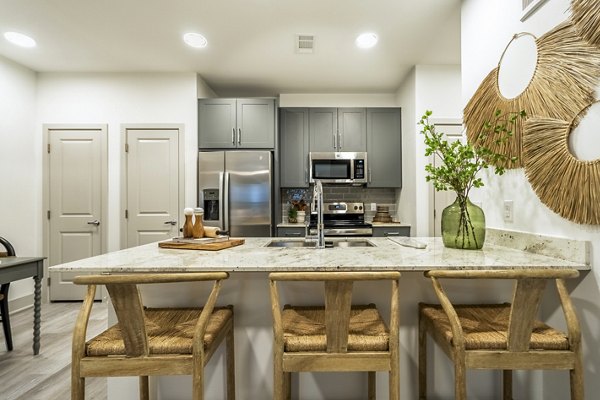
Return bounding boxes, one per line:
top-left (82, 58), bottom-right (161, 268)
top-left (441, 197), bottom-right (486, 250)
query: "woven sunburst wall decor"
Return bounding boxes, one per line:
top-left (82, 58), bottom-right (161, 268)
top-left (463, 21), bottom-right (600, 169)
top-left (571, 0), bottom-right (600, 46)
top-left (522, 106), bottom-right (600, 225)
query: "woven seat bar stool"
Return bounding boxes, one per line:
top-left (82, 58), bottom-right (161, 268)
top-left (269, 271), bottom-right (401, 400)
top-left (71, 272), bottom-right (235, 400)
top-left (418, 269), bottom-right (583, 400)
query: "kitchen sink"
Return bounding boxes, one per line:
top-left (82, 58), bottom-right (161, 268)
top-left (266, 239), bottom-right (376, 248)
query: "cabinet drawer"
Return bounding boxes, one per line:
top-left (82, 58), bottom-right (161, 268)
top-left (277, 227), bottom-right (305, 237)
top-left (372, 226), bottom-right (410, 237)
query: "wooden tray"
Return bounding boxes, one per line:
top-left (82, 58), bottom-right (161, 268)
top-left (158, 238), bottom-right (245, 251)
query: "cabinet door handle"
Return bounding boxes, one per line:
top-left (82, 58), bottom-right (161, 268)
top-left (305, 167), bottom-right (308, 183)
top-left (384, 231), bottom-right (400, 236)
top-left (339, 132), bottom-right (343, 150)
top-left (368, 168), bottom-right (372, 183)
top-left (238, 128), bottom-right (242, 145)
top-left (232, 128), bottom-right (235, 145)
top-left (333, 132), bottom-right (337, 149)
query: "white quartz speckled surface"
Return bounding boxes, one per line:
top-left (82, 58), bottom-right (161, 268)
top-left (50, 236), bottom-right (588, 273)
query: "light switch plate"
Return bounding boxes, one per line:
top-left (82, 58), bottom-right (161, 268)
top-left (370, 203), bottom-right (377, 211)
top-left (503, 200), bottom-right (514, 222)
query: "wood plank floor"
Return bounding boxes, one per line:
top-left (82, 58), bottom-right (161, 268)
top-left (0, 301), bottom-right (108, 399)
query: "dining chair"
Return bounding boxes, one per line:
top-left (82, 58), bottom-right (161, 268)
top-left (0, 236), bottom-right (16, 351)
top-left (71, 272), bottom-right (235, 400)
top-left (269, 271), bottom-right (400, 400)
top-left (418, 269), bottom-right (583, 400)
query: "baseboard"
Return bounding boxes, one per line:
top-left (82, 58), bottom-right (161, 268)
top-left (8, 294), bottom-right (34, 314)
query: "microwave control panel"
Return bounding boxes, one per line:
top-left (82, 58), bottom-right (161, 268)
top-left (354, 159), bottom-right (365, 179)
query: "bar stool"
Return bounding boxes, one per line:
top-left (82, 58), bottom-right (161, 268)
top-left (71, 272), bottom-right (235, 400)
top-left (269, 271), bottom-right (400, 400)
top-left (0, 236), bottom-right (16, 351)
top-left (419, 269), bottom-right (583, 400)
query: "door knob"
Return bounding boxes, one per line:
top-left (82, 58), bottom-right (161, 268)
top-left (87, 220), bottom-right (101, 226)
top-left (164, 220), bottom-right (177, 226)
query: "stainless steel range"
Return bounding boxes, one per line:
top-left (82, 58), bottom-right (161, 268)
top-left (309, 202), bottom-right (372, 236)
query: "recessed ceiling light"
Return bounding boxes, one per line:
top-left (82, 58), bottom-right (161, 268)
top-left (355, 32), bottom-right (378, 49)
top-left (183, 32), bottom-right (208, 48)
top-left (4, 31), bottom-right (36, 48)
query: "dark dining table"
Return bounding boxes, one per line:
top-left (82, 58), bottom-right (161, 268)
top-left (0, 256), bottom-right (45, 355)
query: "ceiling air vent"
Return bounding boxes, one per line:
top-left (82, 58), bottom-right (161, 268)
top-left (296, 34), bottom-right (314, 54)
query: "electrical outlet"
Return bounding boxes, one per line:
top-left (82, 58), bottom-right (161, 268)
top-left (503, 200), bottom-right (514, 223)
top-left (370, 203), bottom-right (377, 211)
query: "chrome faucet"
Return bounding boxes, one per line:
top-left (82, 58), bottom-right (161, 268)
top-left (312, 179), bottom-right (325, 249)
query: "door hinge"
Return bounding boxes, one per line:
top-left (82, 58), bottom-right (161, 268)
top-left (125, 143), bottom-right (129, 153)
top-left (47, 277), bottom-right (51, 286)
top-left (47, 210), bottom-right (51, 219)
top-left (47, 144), bottom-right (50, 153)
top-left (434, 209), bottom-right (437, 218)
top-left (125, 209), bottom-right (129, 219)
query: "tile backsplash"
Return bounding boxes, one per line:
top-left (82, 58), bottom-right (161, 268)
top-left (281, 187), bottom-right (397, 223)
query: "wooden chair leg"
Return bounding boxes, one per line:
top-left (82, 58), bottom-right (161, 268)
top-left (0, 284), bottom-right (13, 351)
top-left (418, 310), bottom-right (427, 400)
top-left (284, 372), bottom-right (291, 400)
top-left (226, 324), bottom-right (236, 400)
top-left (139, 376), bottom-right (149, 400)
top-left (368, 371), bottom-right (376, 400)
top-left (570, 351), bottom-right (584, 400)
top-left (71, 358), bottom-right (84, 400)
top-left (273, 348), bottom-right (285, 400)
top-left (390, 351), bottom-right (400, 400)
top-left (502, 370), bottom-right (512, 400)
top-left (192, 356), bottom-right (204, 400)
top-left (454, 354), bottom-right (467, 400)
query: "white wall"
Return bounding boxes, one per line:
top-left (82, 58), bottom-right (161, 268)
top-left (395, 64), bottom-right (462, 235)
top-left (0, 55), bottom-right (38, 304)
top-left (279, 93), bottom-right (398, 107)
top-left (36, 72), bottom-right (198, 252)
top-left (463, 0), bottom-right (600, 398)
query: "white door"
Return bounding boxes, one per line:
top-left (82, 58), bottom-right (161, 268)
top-left (431, 122), bottom-right (464, 237)
top-left (125, 128), bottom-right (181, 247)
top-left (48, 126), bottom-right (106, 301)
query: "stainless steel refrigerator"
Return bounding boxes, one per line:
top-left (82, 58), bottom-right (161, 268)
top-left (198, 151), bottom-right (272, 237)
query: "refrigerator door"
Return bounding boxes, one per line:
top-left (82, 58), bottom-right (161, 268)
top-left (198, 151), bottom-right (225, 230)
top-left (226, 151), bottom-right (272, 237)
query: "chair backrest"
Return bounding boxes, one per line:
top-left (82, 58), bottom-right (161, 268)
top-left (269, 271), bottom-right (400, 353)
top-left (73, 272), bottom-right (229, 357)
top-left (0, 236), bottom-right (16, 257)
top-left (425, 269), bottom-right (580, 351)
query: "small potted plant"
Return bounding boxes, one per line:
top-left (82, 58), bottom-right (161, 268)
top-left (288, 205), bottom-right (298, 223)
top-left (419, 109), bottom-right (525, 249)
top-left (290, 199), bottom-right (308, 223)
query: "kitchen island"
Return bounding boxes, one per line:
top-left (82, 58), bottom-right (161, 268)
top-left (51, 231), bottom-right (590, 400)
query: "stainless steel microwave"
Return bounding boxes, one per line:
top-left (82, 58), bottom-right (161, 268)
top-left (309, 152), bottom-right (368, 184)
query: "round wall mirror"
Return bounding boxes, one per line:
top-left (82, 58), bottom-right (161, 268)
top-left (497, 34), bottom-right (538, 99)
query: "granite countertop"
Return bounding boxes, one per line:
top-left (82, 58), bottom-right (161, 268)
top-left (50, 233), bottom-right (590, 273)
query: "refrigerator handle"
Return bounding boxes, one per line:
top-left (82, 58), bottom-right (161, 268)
top-left (218, 171), bottom-right (225, 231)
top-left (224, 171), bottom-right (230, 233)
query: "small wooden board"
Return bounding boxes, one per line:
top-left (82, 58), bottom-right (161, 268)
top-left (158, 239), bottom-right (245, 251)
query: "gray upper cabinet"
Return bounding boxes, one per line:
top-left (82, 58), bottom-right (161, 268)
top-left (199, 98), bottom-right (275, 149)
top-left (366, 108), bottom-right (402, 188)
top-left (309, 108), bottom-right (366, 152)
top-left (280, 108), bottom-right (309, 188)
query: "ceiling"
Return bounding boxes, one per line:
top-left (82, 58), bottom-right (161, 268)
top-left (0, 0), bottom-right (461, 97)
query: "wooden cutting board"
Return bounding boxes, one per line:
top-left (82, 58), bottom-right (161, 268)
top-left (158, 238), bottom-right (245, 251)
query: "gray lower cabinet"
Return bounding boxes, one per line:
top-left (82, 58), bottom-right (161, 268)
top-left (372, 226), bottom-right (410, 237)
top-left (199, 98), bottom-right (275, 149)
top-left (277, 227), bottom-right (305, 237)
top-left (309, 108), bottom-right (366, 152)
top-left (280, 108), bottom-right (309, 187)
top-left (366, 108), bottom-right (402, 187)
